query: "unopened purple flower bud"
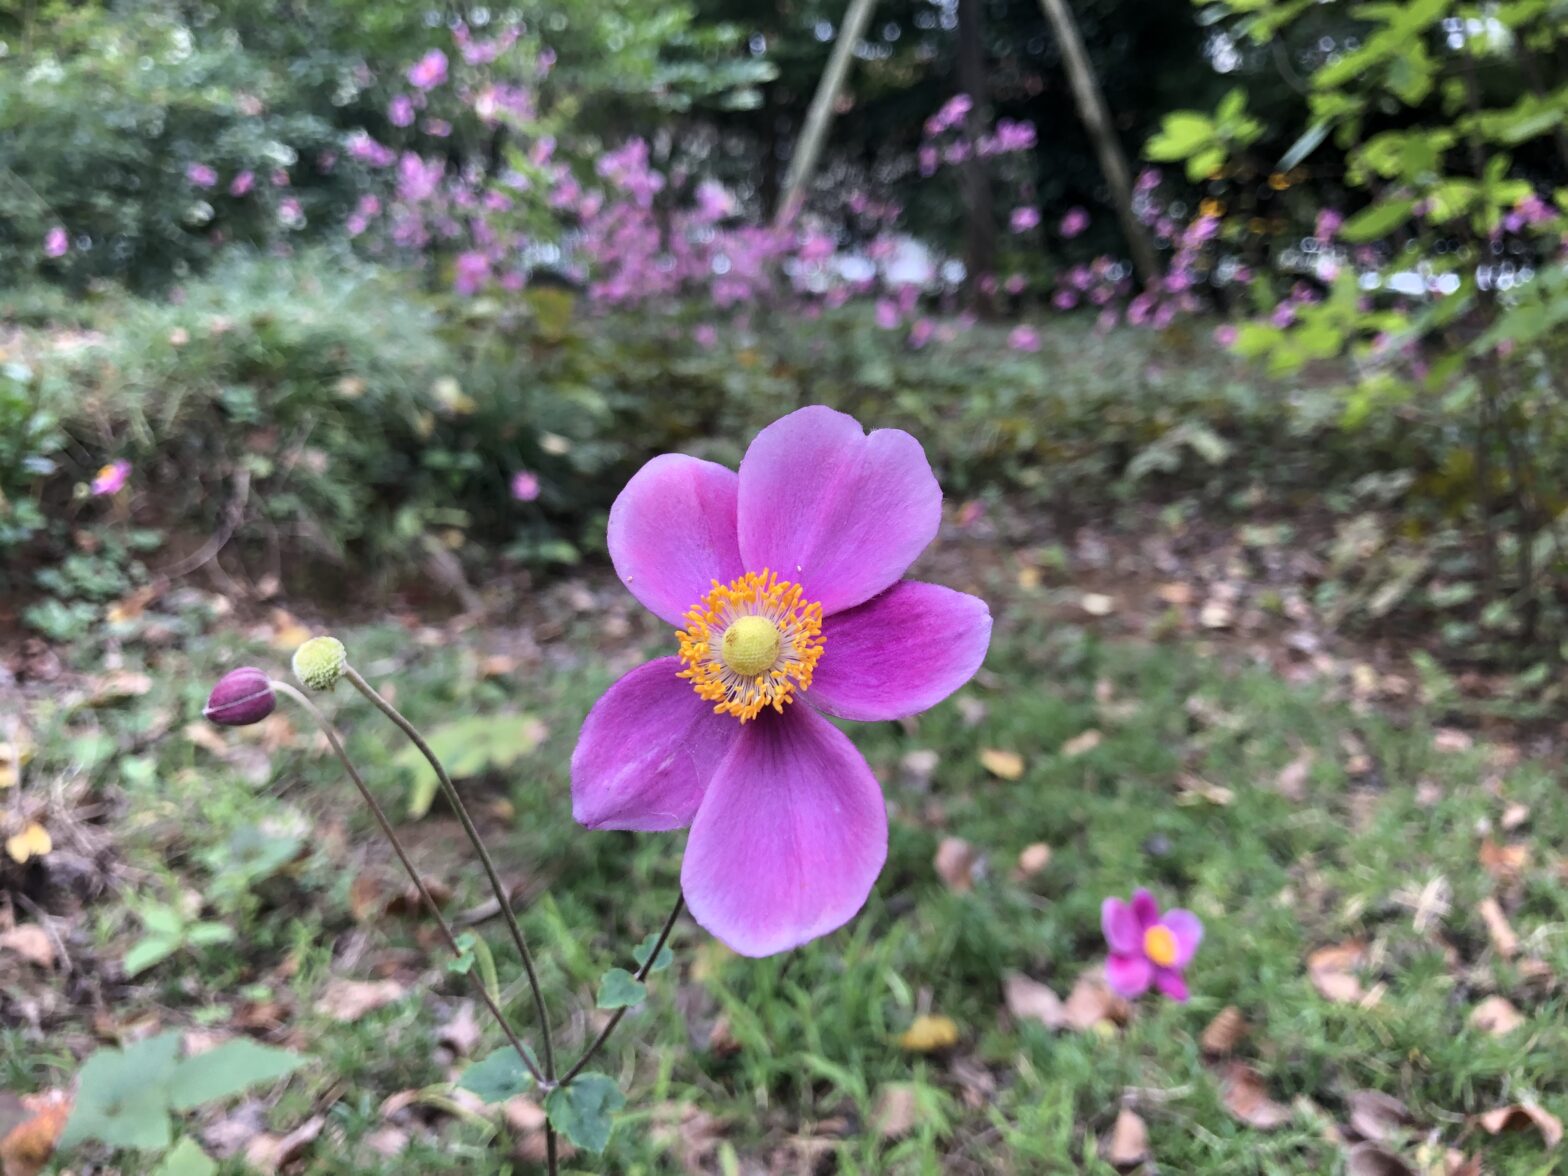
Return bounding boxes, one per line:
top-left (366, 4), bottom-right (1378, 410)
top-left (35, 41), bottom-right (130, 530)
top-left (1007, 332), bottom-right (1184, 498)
top-left (204, 667), bottom-right (276, 726)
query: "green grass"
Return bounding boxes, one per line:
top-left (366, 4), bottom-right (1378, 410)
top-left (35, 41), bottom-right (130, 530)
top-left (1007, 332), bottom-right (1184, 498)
top-left (8, 565), bottom-right (1567, 1174)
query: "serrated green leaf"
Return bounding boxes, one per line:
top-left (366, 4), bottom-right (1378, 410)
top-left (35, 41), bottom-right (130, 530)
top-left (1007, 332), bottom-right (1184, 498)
top-left (596, 967), bottom-right (647, 1010)
top-left (59, 1032), bottom-right (181, 1150)
top-left (457, 1047), bottom-right (535, 1103)
top-left (152, 1136), bottom-right (219, 1176)
top-left (167, 1039), bottom-right (305, 1111)
top-left (632, 933), bottom-right (673, 974)
top-left (545, 1073), bottom-right (625, 1154)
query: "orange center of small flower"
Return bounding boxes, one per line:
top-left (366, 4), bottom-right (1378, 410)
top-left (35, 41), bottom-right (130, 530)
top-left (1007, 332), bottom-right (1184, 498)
top-left (1144, 925), bottom-right (1178, 968)
top-left (677, 570), bottom-right (825, 722)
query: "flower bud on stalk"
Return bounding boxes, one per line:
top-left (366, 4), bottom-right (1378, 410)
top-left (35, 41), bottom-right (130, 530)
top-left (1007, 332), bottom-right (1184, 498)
top-left (292, 636), bottom-right (347, 692)
top-left (203, 667), bottom-right (277, 726)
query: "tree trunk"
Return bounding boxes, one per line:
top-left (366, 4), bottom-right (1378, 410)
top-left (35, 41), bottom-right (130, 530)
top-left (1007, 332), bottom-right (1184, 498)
top-left (773, 0), bottom-right (881, 229)
top-left (1036, 0), bottom-right (1160, 285)
top-left (958, 0), bottom-right (996, 313)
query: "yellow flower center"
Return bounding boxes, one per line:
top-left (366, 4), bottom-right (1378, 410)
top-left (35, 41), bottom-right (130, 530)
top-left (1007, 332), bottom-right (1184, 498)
top-left (1144, 925), bottom-right (1178, 968)
top-left (677, 570), bottom-right (825, 722)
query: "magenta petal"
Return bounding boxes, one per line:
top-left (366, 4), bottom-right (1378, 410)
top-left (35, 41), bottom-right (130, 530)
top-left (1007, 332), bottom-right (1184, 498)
top-left (1104, 953), bottom-right (1153, 998)
top-left (681, 705), bottom-right (888, 957)
top-left (1101, 897), bottom-right (1141, 955)
top-left (1161, 910), bottom-right (1204, 967)
top-left (1130, 888), bottom-right (1161, 930)
top-left (571, 658), bottom-right (741, 831)
top-left (1154, 968), bottom-right (1190, 1002)
top-left (608, 454), bottom-right (744, 626)
top-left (808, 582), bottom-right (991, 721)
top-left (737, 406), bottom-right (941, 615)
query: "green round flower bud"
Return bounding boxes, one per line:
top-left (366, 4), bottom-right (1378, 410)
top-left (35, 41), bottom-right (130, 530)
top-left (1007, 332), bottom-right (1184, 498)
top-left (292, 635), bottom-right (347, 692)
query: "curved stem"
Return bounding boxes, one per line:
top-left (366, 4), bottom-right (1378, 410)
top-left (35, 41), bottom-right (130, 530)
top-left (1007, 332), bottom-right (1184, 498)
top-left (343, 665), bottom-right (557, 1083)
top-left (560, 895), bottom-right (684, 1086)
top-left (271, 681), bottom-right (545, 1088)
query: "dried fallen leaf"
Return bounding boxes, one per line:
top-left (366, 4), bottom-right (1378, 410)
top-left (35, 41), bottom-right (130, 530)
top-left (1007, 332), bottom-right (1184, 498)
top-left (314, 978), bottom-right (408, 1023)
top-left (1198, 599), bottom-right (1234, 629)
top-left (1307, 942), bottom-right (1367, 1004)
top-left (898, 1014), bottom-right (959, 1053)
top-left (1219, 1062), bottom-right (1292, 1131)
top-left (0, 926), bottom-right (54, 969)
top-left (244, 1115), bottom-right (325, 1174)
top-left (4, 823), bottom-right (51, 865)
top-left (1468, 996), bottom-right (1525, 1037)
top-left (1176, 773), bottom-right (1234, 806)
top-left (1275, 751), bottom-right (1314, 802)
top-left (1013, 842), bottom-right (1052, 880)
top-left (871, 1084), bottom-right (920, 1140)
top-left (1061, 729), bottom-right (1103, 757)
top-left (979, 748), bottom-right (1024, 780)
top-left (0, 1089), bottom-right (71, 1176)
top-left (1432, 728), bottom-right (1473, 753)
top-left (86, 670), bottom-right (153, 706)
top-left (1199, 1006), bottom-right (1248, 1056)
top-left (1103, 1108), bottom-right (1149, 1169)
top-left (1002, 972), bottom-right (1066, 1030)
top-left (437, 1001), bottom-right (483, 1057)
top-left (1479, 838), bottom-right (1529, 882)
top-left (900, 748), bottom-right (940, 787)
top-left (1476, 897), bottom-right (1519, 959)
top-left (1347, 1090), bottom-right (1411, 1143)
top-left (1081, 593), bottom-right (1116, 616)
top-left (1477, 1102), bottom-right (1562, 1149)
top-left (933, 837), bottom-right (980, 893)
top-left (1345, 1141), bottom-right (1416, 1176)
top-left (1500, 802), bottom-right (1531, 831)
top-left (1063, 970), bottom-right (1128, 1032)
top-left (1156, 582), bottom-right (1194, 606)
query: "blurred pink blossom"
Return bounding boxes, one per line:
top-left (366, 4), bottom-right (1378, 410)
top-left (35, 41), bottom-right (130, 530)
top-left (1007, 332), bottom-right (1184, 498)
top-left (1008, 325), bottom-right (1041, 352)
top-left (43, 226), bottom-right (69, 258)
top-left (511, 470), bottom-right (541, 502)
top-left (408, 49), bottom-right (449, 90)
top-left (185, 163), bottom-right (218, 188)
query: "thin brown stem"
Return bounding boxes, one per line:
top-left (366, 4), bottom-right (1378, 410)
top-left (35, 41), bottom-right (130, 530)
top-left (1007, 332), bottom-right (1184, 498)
top-left (271, 681), bottom-right (546, 1088)
top-left (560, 895), bottom-right (684, 1086)
top-left (342, 665), bottom-right (557, 1084)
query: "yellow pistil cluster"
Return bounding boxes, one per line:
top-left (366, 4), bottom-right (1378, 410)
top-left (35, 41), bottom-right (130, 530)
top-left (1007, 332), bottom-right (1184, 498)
top-left (1144, 925), bottom-right (1178, 968)
top-left (677, 570), bottom-right (825, 722)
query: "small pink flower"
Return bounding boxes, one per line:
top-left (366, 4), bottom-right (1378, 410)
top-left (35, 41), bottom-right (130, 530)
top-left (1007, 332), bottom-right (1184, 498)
top-left (229, 170), bottom-right (255, 197)
top-left (43, 226), bottom-right (69, 258)
top-left (511, 470), bottom-right (541, 502)
top-left (186, 163), bottom-right (218, 188)
top-left (1010, 206), bottom-right (1040, 233)
top-left (1315, 208), bottom-right (1343, 240)
top-left (388, 94), bottom-right (416, 127)
top-left (91, 460), bottom-right (131, 497)
top-left (1052, 289), bottom-right (1078, 311)
top-left (693, 323), bottom-right (719, 348)
top-left (1102, 888), bottom-right (1203, 1001)
top-left (874, 299), bottom-right (900, 330)
top-left (407, 49), bottom-right (449, 90)
top-left (1008, 325), bottom-right (1040, 352)
top-left (572, 407), bottom-right (992, 956)
top-left (1060, 207), bottom-right (1090, 238)
top-left (908, 318), bottom-right (936, 348)
top-left (1213, 323), bottom-right (1238, 347)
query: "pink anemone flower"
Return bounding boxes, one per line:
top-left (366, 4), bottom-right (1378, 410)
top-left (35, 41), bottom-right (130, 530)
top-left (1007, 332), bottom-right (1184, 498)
top-left (571, 407), bottom-right (992, 956)
top-left (91, 460), bottom-right (132, 497)
top-left (1102, 888), bottom-right (1203, 1002)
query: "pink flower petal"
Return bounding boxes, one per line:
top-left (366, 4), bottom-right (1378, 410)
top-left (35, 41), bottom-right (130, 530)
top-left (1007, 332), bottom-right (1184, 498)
top-left (571, 658), bottom-right (741, 831)
top-left (807, 582), bottom-right (990, 721)
top-left (1161, 909), bottom-right (1204, 967)
top-left (1101, 897), bottom-right (1141, 955)
top-left (1131, 888), bottom-right (1160, 930)
top-left (737, 406), bottom-right (941, 616)
top-left (1105, 953), bottom-right (1153, 998)
top-left (608, 454), bottom-right (745, 626)
top-left (1153, 968), bottom-right (1190, 1002)
top-left (681, 705), bottom-right (888, 956)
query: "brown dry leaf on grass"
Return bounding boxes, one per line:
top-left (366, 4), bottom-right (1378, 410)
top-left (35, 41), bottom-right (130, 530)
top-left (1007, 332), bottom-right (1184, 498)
top-left (1012, 842), bottom-right (1052, 880)
top-left (1062, 970), bottom-right (1128, 1031)
top-left (978, 748), bottom-right (1024, 780)
top-left (898, 1014), bottom-right (959, 1052)
top-left (0, 1090), bottom-right (71, 1176)
top-left (1002, 972), bottom-right (1066, 1030)
top-left (244, 1114), bottom-right (325, 1174)
top-left (1275, 750), bottom-right (1314, 801)
top-left (1345, 1141), bottom-right (1416, 1176)
top-left (933, 837), bottom-right (981, 893)
top-left (871, 1084), bottom-right (920, 1140)
top-left (1199, 1006), bottom-right (1248, 1056)
top-left (1219, 1062), bottom-right (1292, 1130)
top-left (1061, 729), bottom-right (1103, 757)
top-left (0, 926), bottom-right (54, 969)
top-left (1478, 838), bottom-right (1529, 883)
top-left (1346, 1090), bottom-right (1411, 1143)
top-left (437, 1001), bottom-right (483, 1057)
top-left (1475, 898), bottom-right (1519, 958)
top-left (1103, 1107), bottom-right (1150, 1169)
top-left (4, 824), bottom-right (50, 865)
top-left (1476, 1102), bottom-right (1562, 1148)
top-left (1307, 941), bottom-right (1368, 1004)
top-left (315, 978), bottom-right (408, 1022)
top-left (1468, 995), bottom-right (1525, 1037)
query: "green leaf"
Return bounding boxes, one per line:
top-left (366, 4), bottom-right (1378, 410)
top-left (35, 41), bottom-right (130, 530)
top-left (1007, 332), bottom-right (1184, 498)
top-left (59, 1032), bottom-right (181, 1151)
top-left (1146, 111), bottom-right (1215, 161)
top-left (167, 1039), bottom-right (305, 1111)
top-left (632, 933), bottom-right (673, 974)
top-left (393, 712), bottom-right (545, 819)
top-left (457, 1047), bottom-right (535, 1104)
top-left (184, 921), bottom-right (235, 947)
top-left (545, 1073), bottom-right (625, 1154)
top-left (1339, 199), bottom-right (1416, 242)
top-left (152, 1137), bottom-right (219, 1176)
top-left (596, 967), bottom-right (648, 1010)
top-left (123, 934), bottom-right (181, 978)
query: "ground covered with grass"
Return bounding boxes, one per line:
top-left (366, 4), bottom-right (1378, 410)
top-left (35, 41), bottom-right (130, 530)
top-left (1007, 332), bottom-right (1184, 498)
top-left (3, 509), bottom-right (1565, 1174)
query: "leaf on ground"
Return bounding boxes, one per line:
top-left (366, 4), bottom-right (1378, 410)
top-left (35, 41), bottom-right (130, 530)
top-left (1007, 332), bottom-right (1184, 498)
top-left (1476, 898), bottom-right (1519, 958)
top-left (1063, 970), bottom-right (1129, 1032)
top-left (1061, 729), bottom-right (1103, 757)
top-left (1199, 1006), bottom-right (1248, 1056)
top-left (457, 1047), bottom-right (536, 1104)
top-left (1103, 1107), bottom-right (1150, 1169)
top-left (243, 1114), bottom-right (324, 1174)
top-left (900, 748), bottom-right (940, 786)
top-left (1345, 1141), bottom-right (1416, 1176)
top-left (314, 978), bottom-right (408, 1023)
top-left (1346, 1090), bottom-right (1411, 1143)
top-left (0, 1090), bottom-right (71, 1176)
top-left (1080, 592), bottom-right (1116, 616)
top-left (150, 1136), bottom-right (219, 1176)
top-left (59, 1031), bottom-right (182, 1151)
top-left (1307, 941), bottom-right (1367, 1004)
top-left (596, 967), bottom-right (647, 1010)
top-left (898, 1014), bottom-right (960, 1052)
top-left (1478, 838), bottom-right (1529, 882)
top-left (1476, 1102), bottom-right (1562, 1148)
top-left (166, 1039), bottom-right (305, 1111)
top-left (4, 823), bottom-right (51, 864)
top-left (1219, 1062), bottom-right (1292, 1131)
top-left (871, 1083), bottom-right (920, 1140)
top-left (0, 926), bottom-right (54, 969)
top-left (393, 713), bottom-right (546, 819)
top-left (1431, 728), bottom-right (1473, 753)
top-left (1468, 995), bottom-right (1525, 1037)
top-left (1012, 842), bottom-right (1052, 880)
top-left (85, 670), bottom-right (153, 706)
top-left (1275, 751), bottom-right (1313, 801)
top-left (1500, 802), bottom-right (1531, 831)
top-left (437, 1002), bottom-right (483, 1057)
top-left (1176, 773), bottom-right (1234, 806)
top-left (545, 1073), bottom-right (624, 1154)
top-left (1002, 972), bottom-right (1065, 1030)
top-left (934, 837), bottom-right (981, 893)
top-left (978, 748), bottom-right (1024, 780)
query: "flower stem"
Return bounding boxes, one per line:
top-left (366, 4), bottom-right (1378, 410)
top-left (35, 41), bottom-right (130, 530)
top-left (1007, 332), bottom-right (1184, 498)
top-left (560, 894), bottom-right (684, 1086)
top-left (342, 665), bottom-right (557, 1083)
top-left (271, 681), bottom-right (546, 1088)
